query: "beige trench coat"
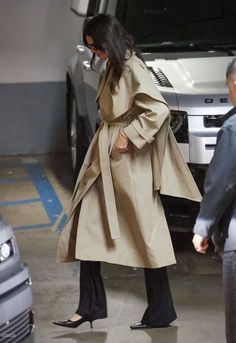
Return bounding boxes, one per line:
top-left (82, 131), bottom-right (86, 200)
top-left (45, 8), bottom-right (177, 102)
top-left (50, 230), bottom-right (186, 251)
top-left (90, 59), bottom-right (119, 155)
top-left (56, 52), bottom-right (201, 268)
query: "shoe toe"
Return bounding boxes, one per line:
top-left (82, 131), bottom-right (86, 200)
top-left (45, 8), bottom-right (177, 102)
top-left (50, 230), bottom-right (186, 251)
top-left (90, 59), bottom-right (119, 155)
top-left (130, 322), bottom-right (147, 330)
top-left (130, 322), bottom-right (170, 330)
top-left (53, 319), bottom-right (71, 327)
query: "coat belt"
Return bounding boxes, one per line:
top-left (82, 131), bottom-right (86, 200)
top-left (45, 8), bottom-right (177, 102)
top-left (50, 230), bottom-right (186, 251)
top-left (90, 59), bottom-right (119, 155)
top-left (98, 120), bottom-right (125, 240)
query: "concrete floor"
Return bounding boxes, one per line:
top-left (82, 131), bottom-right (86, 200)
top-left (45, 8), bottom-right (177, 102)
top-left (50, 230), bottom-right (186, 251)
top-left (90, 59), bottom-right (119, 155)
top-left (0, 155), bottom-right (225, 343)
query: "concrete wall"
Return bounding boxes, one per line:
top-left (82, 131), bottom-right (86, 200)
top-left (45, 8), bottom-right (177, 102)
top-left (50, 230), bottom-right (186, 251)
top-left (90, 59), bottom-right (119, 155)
top-left (0, 0), bottom-right (83, 154)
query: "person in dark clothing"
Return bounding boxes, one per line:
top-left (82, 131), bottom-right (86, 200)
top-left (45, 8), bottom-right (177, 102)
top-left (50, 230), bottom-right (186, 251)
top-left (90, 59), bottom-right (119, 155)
top-left (192, 57), bottom-right (236, 343)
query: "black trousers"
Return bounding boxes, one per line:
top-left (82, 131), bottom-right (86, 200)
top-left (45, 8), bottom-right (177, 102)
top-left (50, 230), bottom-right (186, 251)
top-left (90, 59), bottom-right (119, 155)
top-left (76, 261), bottom-right (177, 325)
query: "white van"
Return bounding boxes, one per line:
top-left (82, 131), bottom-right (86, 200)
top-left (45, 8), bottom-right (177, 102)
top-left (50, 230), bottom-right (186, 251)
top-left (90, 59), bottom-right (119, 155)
top-left (66, 0), bottom-right (236, 227)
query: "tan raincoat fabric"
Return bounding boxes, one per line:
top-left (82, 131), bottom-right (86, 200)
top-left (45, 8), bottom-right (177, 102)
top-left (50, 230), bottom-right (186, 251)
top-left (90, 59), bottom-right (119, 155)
top-left (56, 52), bottom-right (201, 268)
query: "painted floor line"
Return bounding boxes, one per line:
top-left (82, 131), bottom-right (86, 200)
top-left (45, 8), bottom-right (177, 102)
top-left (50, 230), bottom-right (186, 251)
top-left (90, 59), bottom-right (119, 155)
top-left (0, 198), bottom-right (41, 206)
top-left (24, 163), bottom-right (63, 224)
top-left (0, 162), bottom-right (65, 230)
top-left (0, 177), bottom-right (31, 184)
top-left (14, 223), bottom-right (52, 231)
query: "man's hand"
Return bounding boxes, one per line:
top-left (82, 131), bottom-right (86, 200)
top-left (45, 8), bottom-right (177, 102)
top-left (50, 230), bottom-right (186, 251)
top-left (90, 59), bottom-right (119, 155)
top-left (192, 234), bottom-right (209, 254)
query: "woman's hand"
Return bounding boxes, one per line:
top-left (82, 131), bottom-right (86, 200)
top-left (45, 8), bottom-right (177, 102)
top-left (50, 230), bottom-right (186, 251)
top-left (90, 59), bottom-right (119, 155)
top-left (116, 131), bottom-right (129, 153)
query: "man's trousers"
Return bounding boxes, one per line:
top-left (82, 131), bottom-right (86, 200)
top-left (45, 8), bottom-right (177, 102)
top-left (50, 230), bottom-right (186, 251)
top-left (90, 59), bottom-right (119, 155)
top-left (223, 251), bottom-right (236, 343)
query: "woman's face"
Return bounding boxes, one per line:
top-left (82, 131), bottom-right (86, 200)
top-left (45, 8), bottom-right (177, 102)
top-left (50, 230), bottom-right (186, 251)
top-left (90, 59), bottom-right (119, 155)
top-left (227, 76), bottom-right (236, 106)
top-left (86, 35), bottom-right (108, 60)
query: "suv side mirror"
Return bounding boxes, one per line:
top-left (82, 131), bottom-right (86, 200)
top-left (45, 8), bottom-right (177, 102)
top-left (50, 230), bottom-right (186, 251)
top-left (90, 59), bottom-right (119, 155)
top-left (71, 0), bottom-right (100, 17)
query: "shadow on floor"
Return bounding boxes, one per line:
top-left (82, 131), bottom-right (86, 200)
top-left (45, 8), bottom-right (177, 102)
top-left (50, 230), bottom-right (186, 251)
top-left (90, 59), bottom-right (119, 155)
top-left (51, 325), bottom-right (178, 343)
top-left (51, 331), bottom-right (108, 343)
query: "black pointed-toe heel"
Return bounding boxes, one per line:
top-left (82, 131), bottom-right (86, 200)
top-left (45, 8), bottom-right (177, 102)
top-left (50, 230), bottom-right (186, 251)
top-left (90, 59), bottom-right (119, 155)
top-left (53, 317), bottom-right (93, 329)
top-left (130, 321), bottom-right (170, 330)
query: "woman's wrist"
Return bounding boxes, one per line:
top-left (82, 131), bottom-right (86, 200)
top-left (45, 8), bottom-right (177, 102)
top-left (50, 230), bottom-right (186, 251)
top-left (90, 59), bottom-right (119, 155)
top-left (120, 130), bottom-right (127, 139)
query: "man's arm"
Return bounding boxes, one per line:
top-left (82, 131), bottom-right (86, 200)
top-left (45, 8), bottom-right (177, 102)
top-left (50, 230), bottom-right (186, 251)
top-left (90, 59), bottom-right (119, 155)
top-left (193, 127), bottom-right (236, 252)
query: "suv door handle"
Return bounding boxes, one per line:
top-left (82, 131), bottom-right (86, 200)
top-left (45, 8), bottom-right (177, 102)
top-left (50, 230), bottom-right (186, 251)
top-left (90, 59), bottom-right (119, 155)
top-left (76, 45), bottom-right (85, 53)
top-left (83, 61), bottom-right (91, 71)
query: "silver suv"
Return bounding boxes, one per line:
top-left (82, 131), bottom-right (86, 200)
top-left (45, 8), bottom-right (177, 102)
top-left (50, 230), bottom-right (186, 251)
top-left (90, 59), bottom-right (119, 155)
top-left (66, 0), bottom-right (236, 226)
top-left (0, 218), bottom-right (34, 343)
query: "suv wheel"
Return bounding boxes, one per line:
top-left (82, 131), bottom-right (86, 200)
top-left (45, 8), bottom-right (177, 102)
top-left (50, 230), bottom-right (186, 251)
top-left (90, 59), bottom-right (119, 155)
top-left (70, 96), bottom-right (78, 172)
top-left (67, 85), bottom-right (91, 180)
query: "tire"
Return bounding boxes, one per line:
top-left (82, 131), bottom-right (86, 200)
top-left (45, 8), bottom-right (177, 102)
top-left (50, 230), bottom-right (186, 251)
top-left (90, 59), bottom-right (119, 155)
top-left (67, 86), bottom-right (92, 181)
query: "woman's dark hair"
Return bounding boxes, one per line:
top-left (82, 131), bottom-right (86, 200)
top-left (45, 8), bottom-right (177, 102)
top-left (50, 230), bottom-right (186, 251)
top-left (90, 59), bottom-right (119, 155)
top-left (83, 14), bottom-right (143, 93)
top-left (226, 58), bottom-right (236, 79)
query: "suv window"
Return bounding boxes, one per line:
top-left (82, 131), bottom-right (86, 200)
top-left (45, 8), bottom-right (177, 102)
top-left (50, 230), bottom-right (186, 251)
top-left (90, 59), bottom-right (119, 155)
top-left (116, 0), bottom-right (236, 50)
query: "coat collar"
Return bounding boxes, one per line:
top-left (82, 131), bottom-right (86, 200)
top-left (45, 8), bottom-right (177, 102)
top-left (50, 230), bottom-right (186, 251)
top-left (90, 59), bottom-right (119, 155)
top-left (95, 60), bottom-right (112, 102)
top-left (95, 51), bottom-right (135, 102)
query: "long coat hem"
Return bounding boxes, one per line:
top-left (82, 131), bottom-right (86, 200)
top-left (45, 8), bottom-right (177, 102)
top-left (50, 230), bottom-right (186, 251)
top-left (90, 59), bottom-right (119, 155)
top-left (75, 255), bottom-right (176, 269)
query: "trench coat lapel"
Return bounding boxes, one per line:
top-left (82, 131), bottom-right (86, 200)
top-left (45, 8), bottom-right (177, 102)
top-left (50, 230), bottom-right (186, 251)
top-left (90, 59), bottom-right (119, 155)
top-left (95, 73), bottom-right (106, 102)
top-left (95, 62), bottom-right (112, 102)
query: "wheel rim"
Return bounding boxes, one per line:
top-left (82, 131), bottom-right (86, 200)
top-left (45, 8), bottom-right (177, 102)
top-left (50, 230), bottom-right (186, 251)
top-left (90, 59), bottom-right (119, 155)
top-left (70, 98), bottom-right (77, 171)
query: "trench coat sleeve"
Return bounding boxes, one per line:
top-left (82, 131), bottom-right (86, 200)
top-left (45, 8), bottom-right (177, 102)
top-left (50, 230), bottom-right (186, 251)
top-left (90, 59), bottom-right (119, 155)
top-left (117, 58), bottom-right (170, 149)
top-left (123, 95), bottom-right (169, 149)
top-left (193, 128), bottom-right (236, 238)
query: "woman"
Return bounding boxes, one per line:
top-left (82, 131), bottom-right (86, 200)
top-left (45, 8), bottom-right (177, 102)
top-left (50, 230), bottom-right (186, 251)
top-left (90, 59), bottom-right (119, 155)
top-left (53, 14), bottom-right (201, 330)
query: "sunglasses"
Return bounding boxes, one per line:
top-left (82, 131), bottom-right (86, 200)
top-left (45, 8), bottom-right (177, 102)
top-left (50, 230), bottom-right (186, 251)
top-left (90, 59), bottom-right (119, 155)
top-left (87, 42), bottom-right (104, 52)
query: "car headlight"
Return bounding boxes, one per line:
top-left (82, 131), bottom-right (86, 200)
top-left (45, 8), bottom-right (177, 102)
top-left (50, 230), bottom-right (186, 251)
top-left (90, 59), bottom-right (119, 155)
top-left (0, 240), bottom-right (12, 262)
top-left (170, 110), bottom-right (189, 143)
